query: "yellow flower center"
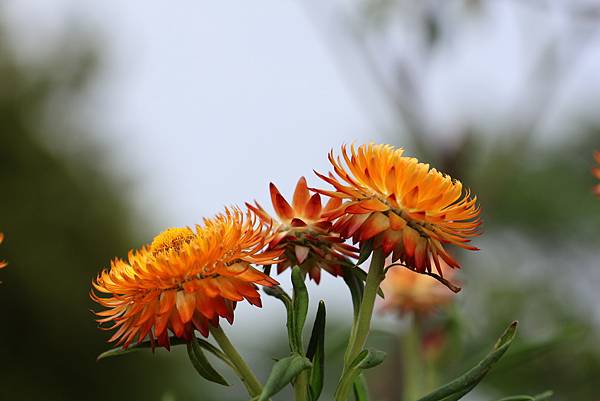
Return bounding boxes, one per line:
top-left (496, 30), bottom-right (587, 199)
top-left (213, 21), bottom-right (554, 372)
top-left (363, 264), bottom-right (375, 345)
top-left (151, 227), bottom-right (195, 255)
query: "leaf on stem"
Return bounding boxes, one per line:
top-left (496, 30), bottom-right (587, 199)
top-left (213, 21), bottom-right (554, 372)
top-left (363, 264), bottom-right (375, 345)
top-left (335, 348), bottom-right (386, 401)
top-left (292, 266), bottom-right (309, 352)
top-left (307, 300), bottom-right (326, 401)
top-left (494, 391), bottom-right (553, 401)
top-left (342, 266), bottom-right (365, 319)
top-left (186, 336), bottom-right (230, 386)
top-left (97, 335), bottom-right (230, 366)
top-left (415, 321), bottom-right (519, 401)
top-left (258, 354), bottom-right (312, 401)
top-left (352, 374), bottom-right (370, 401)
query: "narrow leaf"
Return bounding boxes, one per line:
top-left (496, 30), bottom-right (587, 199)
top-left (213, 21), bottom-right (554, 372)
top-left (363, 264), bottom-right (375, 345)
top-left (97, 335), bottom-right (230, 366)
top-left (351, 348), bottom-right (387, 370)
top-left (357, 239), bottom-right (374, 265)
top-left (292, 266), bottom-right (309, 352)
top-left (494, 391), bottom-right (553, 401)
top-left (352, 374), bottom-right (370, 401)
top-left (353, 267), bottom-right (385, 298)
top-left (335, 349), bottom-right (386, 401)
top-left (307, 301), bottom-right (326, 401)
top-left (416, 321), bottom-right (519, 401)
top-left (342, 266), bottom-right (364, 319)
top-left (186, 336), bottom-right (229, 386)
top-left (259, 354), bottom-right (312, 401)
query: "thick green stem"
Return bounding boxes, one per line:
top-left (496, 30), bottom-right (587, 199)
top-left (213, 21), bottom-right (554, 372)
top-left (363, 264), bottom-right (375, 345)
top-left (345, 249), bottom-right (386, 365)
top-left (336, 249), bottom-right (386, 401)
top-left (209, 325), bottom-right (263, 397)
top-left (294, 370), bottom-right (310, 401)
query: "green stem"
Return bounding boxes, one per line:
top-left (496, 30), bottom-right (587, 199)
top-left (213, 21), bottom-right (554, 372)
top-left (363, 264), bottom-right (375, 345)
top-left (336, 249), bottom-right (386, 401)
top-left (345, 249), bottom-right (386, 365)
top-left (209, 325), bottom-right (264, 397)
top-left (294, 370), bottom-right (310, 401)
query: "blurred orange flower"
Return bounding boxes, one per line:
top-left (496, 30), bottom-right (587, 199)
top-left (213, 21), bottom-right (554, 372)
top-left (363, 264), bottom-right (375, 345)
top-left (593, 151), bottom-right (600, 198)
top-left (91, 207), bottom-right (281, 349)
top-left (247, 177), bottom-right (358, 283)
top-left (315, 143), bottom-right (481, 276)
top-left (0, 233), bottom-right (6, 269)
top-left (380, 260), bottom-right (455, 315)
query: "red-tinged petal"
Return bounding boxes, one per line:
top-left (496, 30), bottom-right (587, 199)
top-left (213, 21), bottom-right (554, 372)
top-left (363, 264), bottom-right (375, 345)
top-left (357, 198), bottom-right (390, 212)
top-left (270, 183), bottom-right (294, 221)
top-left (158, 290), bottom-right (176, 315)
top-left (388, 212), bottom-right (407, 230)
top-left (402, 226), bottom-right (419, 258)
top-left (304, 193), bottom-right (323, 220)
top-left (382, 230), bottom-right (403, 255)
top-left (176, 291), bottom-right (196, 323)
top-left (414, 239), bottom-right (428, 273)
top-left (359, 212), bottom-right (390, 241)
top-left (293, 177), bottom-right (310, 211)
top-left (295, 245), bottom-right (310, 264)
top-left (192, 314), bottom-right (209, 337)
top-left (323, 196), bottom-right (342, 213)
top-left (290, 218), bottom-right (307, 228)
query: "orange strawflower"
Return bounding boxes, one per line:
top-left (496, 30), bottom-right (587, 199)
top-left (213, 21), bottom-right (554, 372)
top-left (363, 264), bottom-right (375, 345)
top-left (247, 177), bottom-right (358, 283)
top-left (91, 207), bottom-right (281, 350)
top-left (315, 144), bottom-right (481, 278)
top-left (593, 151), bottom-right (600, 198)
top-left (0, 233), bottom-right (6, 269)
top-left (380, 259), bottom-right (455, 315)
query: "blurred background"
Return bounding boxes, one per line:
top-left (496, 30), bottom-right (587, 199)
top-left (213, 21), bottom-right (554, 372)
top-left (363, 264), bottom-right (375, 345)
top-left (0, 1), bottom-right (599, 400)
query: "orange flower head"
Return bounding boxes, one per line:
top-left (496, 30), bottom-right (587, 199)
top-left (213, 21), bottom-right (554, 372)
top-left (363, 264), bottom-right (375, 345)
top-left (315, 143), bottom-right (481, 278)
top-left (247, 177), bottom-right (358, 283)
top-left (91, 207), bottom-right (282, 350)
top-left (380, 259), bottom-right (456, 316)
top-left (0, 233), bottom-right (6, 269)
top-left (593, 151), bottom-right (600, 198)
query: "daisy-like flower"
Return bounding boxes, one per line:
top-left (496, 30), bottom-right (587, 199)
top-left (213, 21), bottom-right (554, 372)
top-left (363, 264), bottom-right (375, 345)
top-left (0, 233), bottom-right (6, 269)
top-left (593, 151), bottom-right (600, 198)
top-left (91, 207), bottom-right (281, 350)
top-left (380, 259), bottom-right (455, 316)
top-left (247, 177), bottom-right (358, 283)
top-left (315, 144), bottom-right (481, 281)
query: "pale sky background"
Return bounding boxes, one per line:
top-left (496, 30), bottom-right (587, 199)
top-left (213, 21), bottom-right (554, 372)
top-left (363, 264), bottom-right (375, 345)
top-left (3, 0), bottom-right (600, 351)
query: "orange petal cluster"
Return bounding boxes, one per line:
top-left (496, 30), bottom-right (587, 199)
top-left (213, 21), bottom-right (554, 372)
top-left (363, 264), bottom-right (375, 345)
top-left (315, 143), bottom-right (481, 275)
top-left (0, 233), bottom-right (6, 269)
top-left (91, 207), bottom-right (281, 349)
top-left (380, 259), bottom-right (455, 315)
top-left (594, 151), bottom-right (600, 198)
top-left (247, 177), bottom-right (358, 283)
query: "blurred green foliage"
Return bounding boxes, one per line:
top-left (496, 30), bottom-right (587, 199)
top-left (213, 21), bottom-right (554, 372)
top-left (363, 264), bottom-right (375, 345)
top-left (0, 23), bottom-right (215, 401)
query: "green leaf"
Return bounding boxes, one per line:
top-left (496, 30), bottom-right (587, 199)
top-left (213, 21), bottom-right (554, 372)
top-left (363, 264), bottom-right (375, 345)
top-left (357, 239), bottom-right (374, 265)
top-left (292, 266), bottom-right (309, 352)
top-left (353, 267), bottom-right (385, 299)
top-left (351, 348), bottom-right (387, 370)
top-left (186, 336), bottom-right (230, 386)
top-left (97, 335), bottom-right (230, 366)
top-left (416, 321), bottom-right (519, 401)
top-left (494, 391), bottom-right (553, 401)
top-left (307, 300), bottom-right (326, 401)
top-left (352, 374), bottom-right (370, 401)
top-left (263, 285), bottom-right (297, 352)
top-left (335, 348), bottom-right (386, 401)
top-left (258, 354), bottom-right (312, 401)
top-left (342, 266), bottom-right (364, 319)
